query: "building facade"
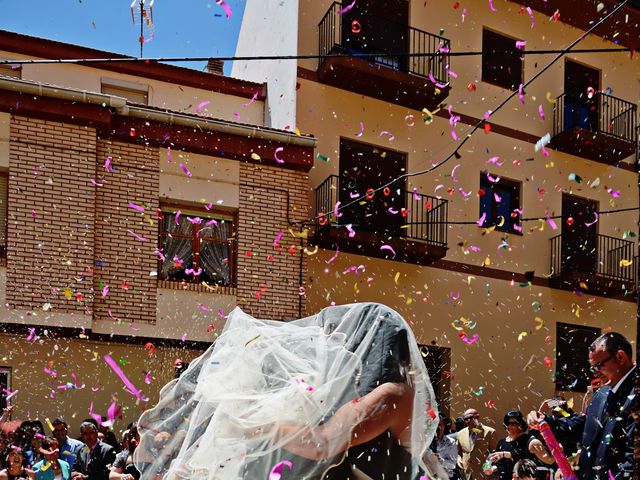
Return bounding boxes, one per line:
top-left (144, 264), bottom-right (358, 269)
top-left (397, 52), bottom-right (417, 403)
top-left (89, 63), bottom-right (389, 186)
top-left (234, 0), bottom-right (639, 426)
top-left (0, 30), bottom-right (314, 427)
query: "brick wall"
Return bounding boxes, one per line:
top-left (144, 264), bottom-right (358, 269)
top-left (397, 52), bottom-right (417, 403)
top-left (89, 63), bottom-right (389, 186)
top-left (236, 163), bottom-right (310, 320)
top-left (93, 140), bottom-right (159, 324)
top-left (7, 116), bottom-right (96, 312)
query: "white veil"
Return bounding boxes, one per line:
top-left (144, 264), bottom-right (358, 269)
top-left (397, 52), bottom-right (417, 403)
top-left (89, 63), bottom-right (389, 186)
top-left (134, 303), bottom-right (443, 479)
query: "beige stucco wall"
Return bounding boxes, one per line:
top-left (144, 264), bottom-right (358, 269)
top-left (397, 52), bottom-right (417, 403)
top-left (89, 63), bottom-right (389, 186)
top-left (306, 249), bottom-right (636, 428)
top-left (0, 50), bottom-right (265, 126)
top-left (0, 332), bottom-right (204, 437)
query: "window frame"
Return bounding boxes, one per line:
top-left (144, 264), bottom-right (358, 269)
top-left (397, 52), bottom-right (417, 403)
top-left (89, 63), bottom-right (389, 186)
top-left (479, 173), bottom-right (522, 234)
top-left (0, 171), bottom-right (8, 260)
top-left (101, 77), bottom-right (149, 105)
top-left (481, 27), bottom-right (524, 91)
top-left (0, 367), bottom-right (11, 410)
top-left (555, 322), bottom-right (601, 393)
top-left (157, 202), bottom-right (238, 288)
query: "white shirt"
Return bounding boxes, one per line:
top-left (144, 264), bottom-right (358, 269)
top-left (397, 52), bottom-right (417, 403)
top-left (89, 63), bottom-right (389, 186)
top-left (611, 364), bottom-right (635, 394)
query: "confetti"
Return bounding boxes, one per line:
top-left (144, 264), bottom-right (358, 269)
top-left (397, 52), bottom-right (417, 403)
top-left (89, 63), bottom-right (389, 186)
top-left (355, 121), bottom-right (364, 137)
top-left (488, 0), bottom-right (497, 11)
top-left (538, 104), bottom-right (546, 120)
top-left (243, 91), bottom-right (259, 108)
top-left (215, 0), bottom-right (233, 18)
top-left (179, 163), bottom-right (192, 177)
top-left (104, 156), bottom-right (114, 173)
top-left (380, 244), bottom-right (396, 259)
top-left (526, 6), bottom-right (535, 28)
top-left (128, 202), bottom-right (145, 213)
top-left (269, 460), bottom-right (293, 480)
top-left (195, 100), bottom-right (211, 113)
top-left (274, 147), bottom-right (285, 164)
top-left (127, 230), bottom-right (147, 242)
top-left (337, 0), bottom-right (356, 14)
top-left (104, 354), bottom-right (149, 402)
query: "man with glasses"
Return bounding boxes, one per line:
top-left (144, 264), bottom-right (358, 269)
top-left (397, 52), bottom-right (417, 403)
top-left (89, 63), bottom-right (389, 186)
top-left (526, 332), bottom-right (636, 479)
top-left (456, 408), bottom-right (496, 480)
top-left (51, 418), bottom-right (85, 471)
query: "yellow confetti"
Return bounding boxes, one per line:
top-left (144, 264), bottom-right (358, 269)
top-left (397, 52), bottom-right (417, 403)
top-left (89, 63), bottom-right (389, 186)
top-left (567, 398), bottom-right (574, 409)
top-left (354, 282), bottom-right (359, 293)
top-left (483, 225), bottom-right (496, 235)
top-left (572, 304), bottom-right (581, 318)
top-left (483, 256), bottom-right (491, 266)
top-left (251, 152), bottom-right (261, 160)
top-left (545, 161), bottom-right (555, 168)
top-left (45, 418), bottom-right (55, 432)
top-left (518, 332), bottom-right (528, 342)
top-left (422, 108), bottom-right (434, 125)
top-left (288, 228), bottom-right (309, 239)
top-left (466, 276), bottom-right (475, 285)
top-left (303, 245), bottom-right (318, 256)
top-left (535, 316), bottom-right (544, 330)
top-left (496, 216), bottom-right (505, 227)
top-left (394, 272), bottom-right (400, 285)
top-left (406, 297), bottom-right (413, 305)
top-left (579, 282), bottom-right (589, 290)
top-left (63, 288), bottom-right (73, 300)
top-left (545, 91), bottom-right (557, 104)
top-left (554, 407), bottom-right (571, 418)
top-left (619, 259), bottom-right (633, 267)
top-left (538, 219), bottom-right (545, 231)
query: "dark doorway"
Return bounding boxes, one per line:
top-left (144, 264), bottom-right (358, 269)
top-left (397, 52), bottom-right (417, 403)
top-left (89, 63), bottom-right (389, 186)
top-left (555, 323), bottom-right (600, 392)
top-left (564, 60), bottom-right (601, 132)
top-left (561, 194), bottom-right (598, 274)
top-left (340, 0), bottom-right (409, 71)
top-left (338, 138), bottom-right (407, 237)
top-left (419, 345), bottom-right (452, 418)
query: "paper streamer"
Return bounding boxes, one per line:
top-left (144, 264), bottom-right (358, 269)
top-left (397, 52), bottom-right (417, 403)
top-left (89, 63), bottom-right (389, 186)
top-left (104, 354), bottom-right (149, 402)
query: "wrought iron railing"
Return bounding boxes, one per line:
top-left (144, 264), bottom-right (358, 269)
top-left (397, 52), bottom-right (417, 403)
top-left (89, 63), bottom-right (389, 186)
top-left (318, 1), bottom-right (450, 82)
top-left (553, 91), bottom-right (637, 143)
top-left (314, 175), bottom-right (448, 247)
top-left (550, 233), bottom-right (635, 282)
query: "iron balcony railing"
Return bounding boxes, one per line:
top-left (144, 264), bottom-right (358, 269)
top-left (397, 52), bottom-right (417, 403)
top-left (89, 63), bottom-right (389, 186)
top-left (318, 1), bottom-right (450, 82)
top-left (314, 174), bottom-right (448, 247)
top-left (553, 91), bottom-right (637, 143)
top-left (550, 232), bottom-right (635, 283)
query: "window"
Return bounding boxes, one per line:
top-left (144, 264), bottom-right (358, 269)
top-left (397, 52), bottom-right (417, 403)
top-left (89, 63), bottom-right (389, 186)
top-left (482, 28), bottom-right (523, 90)
top-left (0, 367), bottom-right (11, 410)
top-left (101, 78), bottom-right (149, 105)
top-left (555, 323), bottom-right (600, 392)
top-left (419, 345), bottom-right (452, 417)
top-left (158, 206), bottom-right (236, 287)
top-left (479, 173), bottom-right (521, 233)
top-left (0, 172), bottom-right (7, 258)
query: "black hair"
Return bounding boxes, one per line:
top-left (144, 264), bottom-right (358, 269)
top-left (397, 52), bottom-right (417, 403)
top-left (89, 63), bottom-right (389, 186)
top-left (590, 332), bottom-right (633, 359)
top-left (80, 421), bottom-right (98, 433)
top-left (51, 418), bottom-right (68, 428)
top-left (503, 410), bottom-right (527, 430)
top-left (454, 417), bottom-right (466, 432)
top-left (513, 459), bottom-right (538, 479)
top-left (42, 436), bottom-right (59, 450)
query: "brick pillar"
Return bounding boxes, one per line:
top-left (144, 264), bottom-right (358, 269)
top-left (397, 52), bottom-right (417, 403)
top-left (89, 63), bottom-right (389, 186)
top-left (93, 140), bottom-right (159, 324)
top-left (7, 116), bottom-right (96, 312)
top-left (236, 163), bottom-right (310, 320)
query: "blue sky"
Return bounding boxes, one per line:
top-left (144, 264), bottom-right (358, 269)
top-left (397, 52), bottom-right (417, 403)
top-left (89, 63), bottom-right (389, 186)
top-left (0, 0), bottom-right (246, 74)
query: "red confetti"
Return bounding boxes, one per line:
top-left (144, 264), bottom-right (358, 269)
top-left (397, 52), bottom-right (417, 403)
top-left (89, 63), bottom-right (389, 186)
top-left (484, 123), bottom-right (491, 134)
top-left (145, 342), bottom-right (156, 357)
top-left (544, 356), bottom-right (552, 368)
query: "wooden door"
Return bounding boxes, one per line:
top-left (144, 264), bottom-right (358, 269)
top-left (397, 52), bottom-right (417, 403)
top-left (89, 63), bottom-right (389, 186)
top-left (564, 60), bottom-right (601, 131)
top-left (561, 194), bottom-right (598, 273)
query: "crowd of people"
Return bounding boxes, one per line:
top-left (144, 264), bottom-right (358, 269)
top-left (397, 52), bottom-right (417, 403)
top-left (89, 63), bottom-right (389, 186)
top-left (0, 414), bottom-right (140, 480)
top-left (0, 330), bottom-right (634, 480)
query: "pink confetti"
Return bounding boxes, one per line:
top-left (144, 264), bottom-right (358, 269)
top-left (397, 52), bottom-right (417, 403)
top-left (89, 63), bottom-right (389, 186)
top-left (380, 244), bottom-right (396, 259)
top-left (585, 212), bottom-right (599, 227)
top-left (461, 7), bottom-right (467, 22)
top-left (494, 192), bottom-right (502, 203)
top-left (483, 110), bottom-right (492, 121)
top-left (104, 156), bottom-right (113, 173)
top-left (181, 333), bottom-right (188, 342)
top-left (477, 212), bottom-right (487, 226)
top-left (538, 104), bottom-right (546, 120)
top-left (179, 163), bottom-right (192, 177)
top-left (460, 332), bottom-right (480, 344)
top-left (144, 371), bottom-right (152, 384)
top-left (459, 188), bottom-right (472, 198)
top-left (485, 172), bottom-right (500, 183)
top-left (232, 112), bottom-right (241, 120)
top-left (488, 0), bottom-right (497, 11)
top-left (89, 178), bottom-right (104, 187)
top-left (428, 71), bottom-right (448, 89)
top-left (195, 100), bottom-right (211, 113)
top-left (547, 217), bottom-right (558, 230)
top-left (349, 191), bottom-right (360, 199)
top-left (215, 0), bottom-right (233, 18)
top-left (199, 304), bottom-right (212, 312)
top-left (44, 367), bottom-right (57, 377)
top-left (486, 156), bottom-right (503, 166)
top-left (102, 285), bottom-right (109, 297)
top-left (88, 402), bottom-right (102, 426)
top-left (333, 201), bottom-right (343, 219)
top-left (269, 461), bottom-right (293, 480)
top-left (175, 210), bottom-right (181, 224)
top-left (518, 84), bottom-right (525, 104)
top-left (104, 354), bottom-right (149, 402)
top-left (128, 202), bottom-right (145, 213)
top-left (243, 91), bottom-right (259, 108)
top-left (3, 389), bottom-right (18, 401)
top-left (337, 0), bottom-right (356, 14)
top-left (127, 230), bottom-right (147, 242)
top-left (26, 327), bottom-right (38, 343)
top-left (205, 218), bottom-right (218, 227)
top-left (446, 66), bottom-right (458, 78)
top-left (185, 267), bottom-right (202, 276)
top-left (273, 229), bottom-right (284, 247)
top-left (345, 224), bottom-right (356, 238)
top-left (326, 247), bottom-right (340, 264)
top-left (607, 188), bottom-right (621, 198)
top-left (412, 188), bottom-right (420, 200)
top-left (106, 401), bottom-right (122, 426)
top-left (274, 147), bottom-right (285, 164)
top-left (71, 373), bottom-right (85, 389)
top-left (355, 121), bottom-right (364, 137)
top-left (295, 379), bottom-right (314, 392)
top-left (379, 130), bottom-right (395, 141)
top-left (167, 146), bottom-right (172, 163)
top-left (515, 40), bottom-right (527, 50)
top-left (526, 6), bottom-right (535, 28)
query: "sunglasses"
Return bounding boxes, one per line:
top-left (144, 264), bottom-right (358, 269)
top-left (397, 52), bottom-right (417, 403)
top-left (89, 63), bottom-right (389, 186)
top-left (590, 354), bottom-right (615, 373)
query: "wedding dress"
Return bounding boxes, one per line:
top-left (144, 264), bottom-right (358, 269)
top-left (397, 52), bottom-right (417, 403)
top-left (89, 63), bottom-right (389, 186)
top-left (134, 303), bottom-right (442, 479)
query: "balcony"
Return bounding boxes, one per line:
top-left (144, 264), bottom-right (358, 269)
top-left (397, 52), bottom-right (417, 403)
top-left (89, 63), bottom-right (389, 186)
top-left (549, 233), bottom-right (636, 298)
top-left (551, 91), bottom-right (637, 164)
top-left (317, 2), bottom-right (450, 111)
top-left (312, 175), bottom-right (448, 265)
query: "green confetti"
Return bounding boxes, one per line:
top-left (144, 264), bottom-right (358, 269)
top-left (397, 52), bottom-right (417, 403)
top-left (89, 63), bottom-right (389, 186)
top-left (316, 153), bottom-right (330, 162)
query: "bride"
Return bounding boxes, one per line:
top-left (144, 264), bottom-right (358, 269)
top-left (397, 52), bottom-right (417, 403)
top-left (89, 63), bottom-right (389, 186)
top-left (134, 303), bottom-right (444, 479)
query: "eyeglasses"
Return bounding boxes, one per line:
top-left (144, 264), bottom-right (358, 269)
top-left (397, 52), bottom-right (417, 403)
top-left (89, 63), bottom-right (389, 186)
top-left (589, 354), bottom-right (615, 373)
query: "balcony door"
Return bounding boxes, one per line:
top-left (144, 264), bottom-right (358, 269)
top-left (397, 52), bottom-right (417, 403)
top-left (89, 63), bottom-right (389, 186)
top-left (564, 59), bottom-right (600, 132)
top-left (338, 138), bottom-right (406, 237)
top-left (561, 194), bottom-right (598, 274)
top-left (340, 0), bottom-right (409, 71)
